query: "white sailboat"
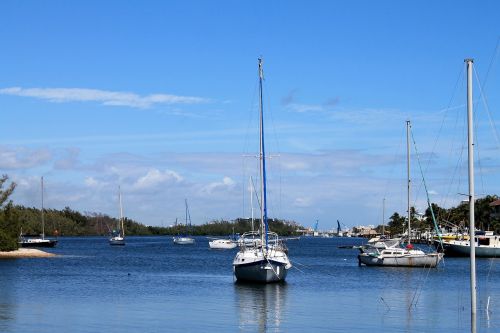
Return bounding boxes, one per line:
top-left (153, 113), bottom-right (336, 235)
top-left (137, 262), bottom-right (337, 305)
top-left (109, 186), bottom-right (125, 246)
top-left (173, 199), bottom-right (195, 245)
top-left (19, 176), bottom-right (58, 248)
top-left (358, 121), bottom-right (443, 267)
top-left (232, 58), bottom-right (292, 283)
top-left (19, 177), bottom-right (58, 248)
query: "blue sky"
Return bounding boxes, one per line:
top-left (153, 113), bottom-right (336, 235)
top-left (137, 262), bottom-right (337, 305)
top-left (1, 1), bottom-right (500, 230)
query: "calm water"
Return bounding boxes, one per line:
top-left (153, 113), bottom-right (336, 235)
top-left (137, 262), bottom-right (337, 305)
top-left (0, 236), bottom-right (499, 332)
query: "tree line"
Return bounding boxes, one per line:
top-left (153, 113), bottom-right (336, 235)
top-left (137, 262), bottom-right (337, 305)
top-left (380, 195), bottom-right (500, 236)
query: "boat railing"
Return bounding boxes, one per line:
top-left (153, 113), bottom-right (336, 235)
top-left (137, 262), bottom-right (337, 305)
top-left (237, 231), bottom-right (288, 252)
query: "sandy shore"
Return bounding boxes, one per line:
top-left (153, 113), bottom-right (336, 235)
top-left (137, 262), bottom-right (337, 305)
top-left (0, 248), bottom-right (56, 259)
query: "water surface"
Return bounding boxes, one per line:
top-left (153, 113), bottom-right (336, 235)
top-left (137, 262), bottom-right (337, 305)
top-left (0, 236), bottom-right (498, 332)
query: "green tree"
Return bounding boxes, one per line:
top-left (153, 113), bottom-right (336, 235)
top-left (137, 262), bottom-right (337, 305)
top-left (0, 175), bottom-right (18, 251)
top-left (388, 212), bottom-right (405, 236)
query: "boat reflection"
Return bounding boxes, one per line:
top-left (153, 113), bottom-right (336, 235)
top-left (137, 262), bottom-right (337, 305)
top-left (234, 282), bottom-right (288, 332)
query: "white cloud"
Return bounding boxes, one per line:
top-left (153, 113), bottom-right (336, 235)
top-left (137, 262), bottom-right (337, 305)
top-left (201, 176), bottom-right (236, 195)
top-left (281, 160), bottom-right (309, 171)
top-left (286, 103), bottom-right (324, 113)
top-left (0, 87), bottom-right (210, 109)
top-left (84, 177), bottom-right (100, 188)
top-left (132, 169), bottom-right (183, 190)
top-left (293, 197), bottom-right (312, 207)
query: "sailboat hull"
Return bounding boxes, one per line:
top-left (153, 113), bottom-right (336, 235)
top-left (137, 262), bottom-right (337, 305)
top-left (233, 259), bottom-right (288, 283)
top-left (358, 252), bottom-right (443, 267)
top-left (173, 237), bottom-right (195, 245)
top-left (109, 238), bottom-right (125, 246)
top-left (19, 239), bottom-right (58, 248)
top-left (438, 239), bottom-right (500, 258)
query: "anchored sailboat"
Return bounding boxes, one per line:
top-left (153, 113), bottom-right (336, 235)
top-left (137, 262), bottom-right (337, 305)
top-left (109, 186), bottom-right (125, 246)
top-left (358, 121), bottom-right (443, 267)
top-left (232, 58), bottom-right (292, 283)
top-left (173, 199), bottom-right (195, 245)
top-left (19, 177), bottom-right (58, 248)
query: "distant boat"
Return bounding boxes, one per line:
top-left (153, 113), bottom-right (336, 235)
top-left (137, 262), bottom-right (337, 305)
top-left (358, 121), bottom-right (443, 268)
top-left (19, 177), bottom-right (58, 248)
top-left (173, 199), bottom-right (195, 245)
top-left (233, 58), bottom-right (292, 283)
top-left (209, 239), bottom-right (237, 249)
top-left (109, 186), bottom-right (125, 246)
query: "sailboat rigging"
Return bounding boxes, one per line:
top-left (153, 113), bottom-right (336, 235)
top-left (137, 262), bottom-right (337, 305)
top-left (232, 58), bottom-right (292, 283)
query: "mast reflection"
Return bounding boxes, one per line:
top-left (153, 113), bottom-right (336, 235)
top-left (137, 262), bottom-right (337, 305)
top-left (234, 282), bottom-right (288, 333)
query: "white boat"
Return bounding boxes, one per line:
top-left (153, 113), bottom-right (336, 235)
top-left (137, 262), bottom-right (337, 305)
top-left (109, 186), bottom-right (125, 246)
top-left (358, 121), bottom-right (443, 268)
top-left (209, 239), bottom-right (237, 249)
top-left (440, 231), bottom-right (500, 257)
top-left (233, 58), bottom-right (292, 283)
top-left (358, 244), bottom-right (443, 267)
top-left (19, 177), bottom-right (58, 248)
top-left (173, 236), bottom-right (195, 245)
top-left (173, 199), bottom-right (195, 245)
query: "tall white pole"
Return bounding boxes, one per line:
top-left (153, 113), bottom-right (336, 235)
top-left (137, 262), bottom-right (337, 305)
top-left (465, 58), bottom-right (476, 333)
top-left (406, 120), bottom-right (411, 244)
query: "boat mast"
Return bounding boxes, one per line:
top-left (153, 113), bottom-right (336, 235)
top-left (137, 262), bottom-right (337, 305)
top-left (258, 57), bottom-right (269, 251)
top-left (185, 198), bottom-right (189, 228)
top-left (465, 58), bottom-right (476, 333)
top-left (119, 186), bottom-right (124, 237)
top-left (41, 176), bottom-right (45, 239)
top-left (382, 197), bottom-right (385, 236)
top-left (406, 120), bottom-right (411, 244)
top-left (250, 176), bottom-right (254, 232)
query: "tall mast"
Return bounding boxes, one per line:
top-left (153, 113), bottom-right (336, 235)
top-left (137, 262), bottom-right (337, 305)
top-left (119, 186), bottom-right (124, 237)
top-left (41, 176), bottom-right (45, 239)
top-left (465, 58), bottom-right (476, 333)
top-left (382, 197), bottom-right (386, 236)
top-left (185, 199), bottom-right (188, 226)
top-left (258, 57), bottom-right (269, 251)
top-left (250, 176), bottom-right (254, 232)
top-left (406, 120), bottom-right (411, 244)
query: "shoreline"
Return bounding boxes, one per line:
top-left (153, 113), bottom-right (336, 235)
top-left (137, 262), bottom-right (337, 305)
top-left (0, 248), bottom-right (57, 259)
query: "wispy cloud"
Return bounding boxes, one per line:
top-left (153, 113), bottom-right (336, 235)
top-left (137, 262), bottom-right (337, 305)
top-left (0, 146), bottom-right (52, 169)
top-left (0, 87), bottom-right (210, 108)
top-left (286, 103), bottom-right (325, 113)
top-left (281, 89), bottom-right (340, 114)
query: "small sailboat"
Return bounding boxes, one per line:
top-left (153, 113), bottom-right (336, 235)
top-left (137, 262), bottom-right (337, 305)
top-left (19, 177), bottom-right (58, 248)
top-left (358, 121), bottom-right (443, 267)
top-left (109, 186), bottom-right (125, 246)
top-left (173, 199), bottom-right (195, 245)
top-left (233, 58), bottom-right (292, 283)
